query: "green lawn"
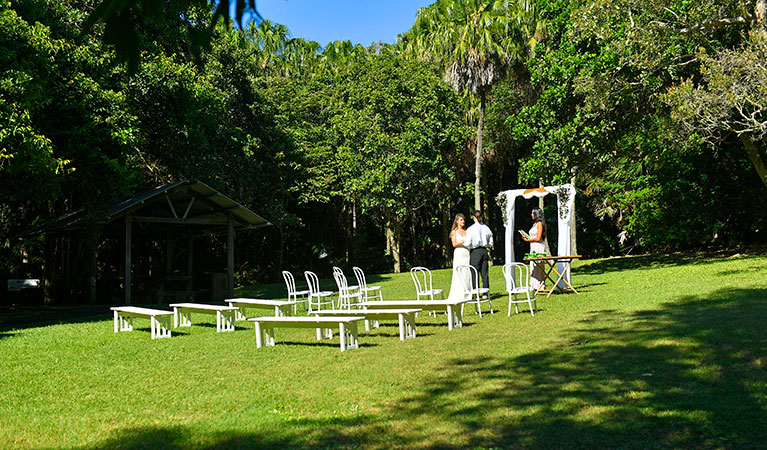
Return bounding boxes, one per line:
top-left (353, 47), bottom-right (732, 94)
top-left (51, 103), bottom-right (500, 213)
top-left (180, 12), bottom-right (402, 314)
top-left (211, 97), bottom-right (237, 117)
top-left (2, 253), bottom-right (767, 449)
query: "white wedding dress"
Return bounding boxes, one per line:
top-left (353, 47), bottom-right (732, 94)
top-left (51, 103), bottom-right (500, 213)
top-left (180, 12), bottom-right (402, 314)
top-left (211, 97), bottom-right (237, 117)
top-left (447, 231), bottom-right (471, 301)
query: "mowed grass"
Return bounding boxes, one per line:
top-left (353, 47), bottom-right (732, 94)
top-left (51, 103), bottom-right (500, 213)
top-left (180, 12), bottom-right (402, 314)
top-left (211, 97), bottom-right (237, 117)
top-left (1, 253), bottom-right (767, 449)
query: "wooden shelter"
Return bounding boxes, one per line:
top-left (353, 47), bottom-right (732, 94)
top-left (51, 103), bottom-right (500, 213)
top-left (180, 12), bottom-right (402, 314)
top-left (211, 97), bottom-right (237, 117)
top-left (29, 180), bottom-right (270, 304)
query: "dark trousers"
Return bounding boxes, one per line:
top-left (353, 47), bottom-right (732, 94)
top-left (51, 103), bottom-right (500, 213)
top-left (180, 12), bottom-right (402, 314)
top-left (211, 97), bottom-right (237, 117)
top-left (470, 247), bottom-right (489, 291)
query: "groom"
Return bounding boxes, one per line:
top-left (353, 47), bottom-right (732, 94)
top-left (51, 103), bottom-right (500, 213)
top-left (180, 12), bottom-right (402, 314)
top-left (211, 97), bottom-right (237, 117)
top-left (467, 210), bottom-right (493, 297)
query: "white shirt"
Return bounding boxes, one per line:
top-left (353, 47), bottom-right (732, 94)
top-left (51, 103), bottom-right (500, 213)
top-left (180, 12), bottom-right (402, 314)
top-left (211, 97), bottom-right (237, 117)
top-left (466, 221), bottom-right (494, 250)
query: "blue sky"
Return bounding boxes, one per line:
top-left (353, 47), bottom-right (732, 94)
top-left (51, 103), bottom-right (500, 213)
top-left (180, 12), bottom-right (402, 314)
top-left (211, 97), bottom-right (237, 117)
top-left (255, 0), bottom-right (434, 47)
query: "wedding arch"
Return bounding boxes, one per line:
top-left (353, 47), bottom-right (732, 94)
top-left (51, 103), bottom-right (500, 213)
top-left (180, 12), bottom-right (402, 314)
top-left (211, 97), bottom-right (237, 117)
top-left (496, 184), bottom-right (576, 288)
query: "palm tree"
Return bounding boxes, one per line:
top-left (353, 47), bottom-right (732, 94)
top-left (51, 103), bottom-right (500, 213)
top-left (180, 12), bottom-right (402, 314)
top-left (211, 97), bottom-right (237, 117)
top-left (407, 0), bottom-right (538, 212)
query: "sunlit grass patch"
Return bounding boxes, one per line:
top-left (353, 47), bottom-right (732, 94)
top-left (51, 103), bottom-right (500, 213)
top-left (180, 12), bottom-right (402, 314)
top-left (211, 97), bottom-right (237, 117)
top-left (1, 253), bottom-right (767, 448)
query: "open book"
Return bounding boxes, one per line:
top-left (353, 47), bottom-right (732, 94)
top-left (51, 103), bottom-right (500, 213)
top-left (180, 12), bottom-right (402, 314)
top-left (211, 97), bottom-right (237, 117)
top-left (517, 229), bottom-right (530, 239)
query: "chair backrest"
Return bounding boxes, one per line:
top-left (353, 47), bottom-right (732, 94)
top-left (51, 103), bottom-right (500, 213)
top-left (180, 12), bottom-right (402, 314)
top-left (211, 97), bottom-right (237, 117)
top-left (502, 263), bottom-right (529, 291)
top-left (352, 267), bottom-right (367, 289)
top-left (333, 270), bottom-right (351, 296)
top-left (304, 271), bottom-right (321, 295)
top-left (455, 265), bottom-right (478, 292)
top-left (410, 267), bottom-right (432, 294)
top-left (282, 270), bottom-right (297, 295)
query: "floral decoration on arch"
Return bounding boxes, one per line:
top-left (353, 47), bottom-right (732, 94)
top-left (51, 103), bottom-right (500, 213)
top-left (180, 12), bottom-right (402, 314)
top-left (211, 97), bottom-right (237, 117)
top-left (496, 193), bottom-right (509, 227)
top-left (554, 186), bottom-right (571, 220)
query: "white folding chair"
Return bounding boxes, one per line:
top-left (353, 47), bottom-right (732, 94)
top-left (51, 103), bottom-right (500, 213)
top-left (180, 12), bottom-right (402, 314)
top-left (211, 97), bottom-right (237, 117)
top-left (282, 270), bottom-right (310, 314)
top-left (503, 263), bottom-right (537, 316)
top-left (333, 270), bottom-right (363, 309)
top-left (455, 264), bottom-right (492, 317)
top-left (410, 267), bottom-right (443, 300)
top-left (333, 266), bottom-right (358, 291)
top-left (304, 271), bottom-right (334, 312)
top-left (353, 266), bottom-right (382, 301)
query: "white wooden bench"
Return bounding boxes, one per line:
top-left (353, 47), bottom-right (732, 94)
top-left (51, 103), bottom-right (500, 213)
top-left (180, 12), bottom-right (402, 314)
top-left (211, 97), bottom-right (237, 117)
top-left (358, 299), bottom-right (473, 330)
top-left (312, 309), bottom-right (420, 340)
top-left (225, 298), bottom-right (299, 320)
top-left (110, 306), bottom-right (174, 339)
top-left (168, 303), bottom-right (238, 332)
top-left (248, 316), bottom-right (364, 352)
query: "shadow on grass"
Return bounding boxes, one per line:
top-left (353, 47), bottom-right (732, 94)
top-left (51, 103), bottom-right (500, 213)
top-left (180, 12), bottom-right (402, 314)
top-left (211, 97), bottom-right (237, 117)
top-left (576, 252), bottom-right (730, 275)
top-left (0, 305), bottom-right (111, 336)
top-left (78, 287), bottom-right (767, 449)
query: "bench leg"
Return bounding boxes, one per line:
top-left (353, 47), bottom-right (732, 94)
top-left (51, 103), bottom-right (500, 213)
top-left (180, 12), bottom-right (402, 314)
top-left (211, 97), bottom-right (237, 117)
top-left (255, 322), bottom-right (263, 348)
top-left (219, 311), bottom-right (235, 332)
top-left (267, 327), bottom-right (275, 346)
top-left (407, 314), bottom-right (416, 339)
top-left (347, 322), bottom-right (359, 350)
top-left (316, 327), bottom-right (322, 340)
top-left (158, 317), bottom-right (172, 338)
top-left (232, 305), bottom-right (246, 321)
top-left (151, 316), bottom-right (157, 339)
top-left (398, 314), bottom-right (405, 341)
top-left (216, 311), bottom-right (221, 332)
top-left (339, 323), bottom-right (347, 351)
top-left (114, 311), bottom-right (119, 333)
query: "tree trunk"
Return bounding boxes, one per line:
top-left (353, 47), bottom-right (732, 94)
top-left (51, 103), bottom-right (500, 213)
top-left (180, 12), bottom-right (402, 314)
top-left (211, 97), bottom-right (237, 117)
top-left (474, 93), bottom-right (486, 213)
top-left (385, 220), bottom-right (401, 273)
top-left (741, 133), bottom-right (767, 189)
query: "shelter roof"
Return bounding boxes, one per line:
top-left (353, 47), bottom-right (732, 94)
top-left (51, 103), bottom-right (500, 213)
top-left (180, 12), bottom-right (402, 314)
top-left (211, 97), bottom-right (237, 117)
top-left (26, 179), bottom-right (271, 236)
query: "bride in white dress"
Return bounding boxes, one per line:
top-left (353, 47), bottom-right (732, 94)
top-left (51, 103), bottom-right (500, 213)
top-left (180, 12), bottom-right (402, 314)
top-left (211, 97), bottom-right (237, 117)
top-left (447, 213), bottom-right (471, 301)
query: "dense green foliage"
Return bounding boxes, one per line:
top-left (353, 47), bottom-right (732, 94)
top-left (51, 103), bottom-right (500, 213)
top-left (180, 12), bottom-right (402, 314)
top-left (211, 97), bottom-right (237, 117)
top-left (2, 0), bottom-right (766, 303)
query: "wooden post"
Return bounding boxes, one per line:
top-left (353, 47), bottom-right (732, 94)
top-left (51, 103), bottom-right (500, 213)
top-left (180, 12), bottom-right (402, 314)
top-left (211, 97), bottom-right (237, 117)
top-left (125, 216), bottom-right (132, 305)
top-left (187, 233), bottom-right (194, 294)
top-left (227, 215), bottom-right (234, 298)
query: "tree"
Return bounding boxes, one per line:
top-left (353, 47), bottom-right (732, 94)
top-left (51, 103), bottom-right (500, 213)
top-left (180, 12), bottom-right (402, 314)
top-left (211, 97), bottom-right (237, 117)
top-left (405, 0), bottom-right (540, 212)
top-left (83, 0), bottom-right (262, 70)
top-left (664, 5), bottom-right (767, 188)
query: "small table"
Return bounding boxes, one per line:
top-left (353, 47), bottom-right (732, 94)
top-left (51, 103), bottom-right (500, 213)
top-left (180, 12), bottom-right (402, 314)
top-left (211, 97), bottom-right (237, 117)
top-left (523, 255), bottom-right (582, 298)
top-left (169, 303), bottom-right (238, 332)
top-left (225, 298), bottom-right (299, 320)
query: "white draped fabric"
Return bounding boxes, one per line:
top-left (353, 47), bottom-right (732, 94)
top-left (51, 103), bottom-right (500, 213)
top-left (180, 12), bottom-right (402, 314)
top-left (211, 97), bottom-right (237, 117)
top-left (498, 184), bottom-right (575, 291)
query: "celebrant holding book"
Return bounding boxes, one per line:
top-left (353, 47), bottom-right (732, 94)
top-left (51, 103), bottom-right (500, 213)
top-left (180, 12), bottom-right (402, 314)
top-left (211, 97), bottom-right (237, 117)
top-left (522, 207), bottom-right (547, 290)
